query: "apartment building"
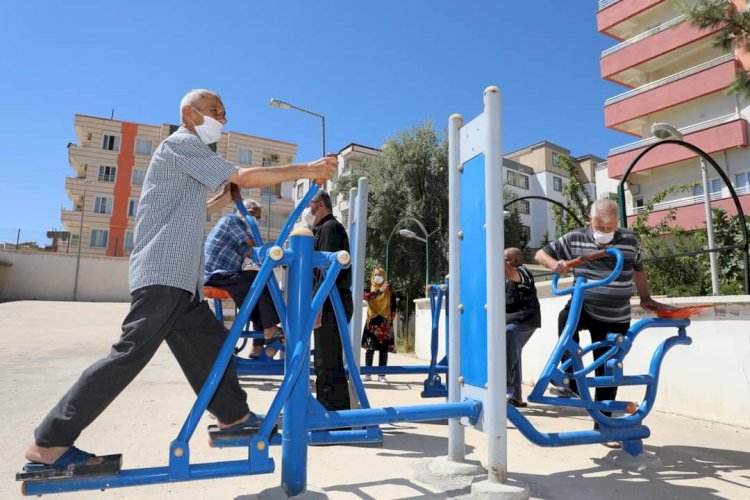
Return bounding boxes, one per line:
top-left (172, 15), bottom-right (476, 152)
top-left (61, 114), bottom-right (298, 257)
top-left (293, 143), bottom-right (381, 227)
top-left (596, 0), bottom-right (750, 229)
top-left (505, 141), bottom-right (604, 248)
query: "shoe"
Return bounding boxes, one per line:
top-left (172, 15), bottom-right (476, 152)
top-left (550, 386), bottom-right (578, 398)
top-left (362, 374), bottom-right (372, 382)
top-left (264, 328), bottom-right (285, 345)
top-left (507, 398), bottom-right (528, 408)
top-left (378, 375), bottom-right (387, 383)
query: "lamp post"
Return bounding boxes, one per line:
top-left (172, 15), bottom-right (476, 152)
top-left (650, 123), bottom-right (720, 295)
top-left (72, 180), bottom-right (89, 301)
top-left (269, 98), bottom-right (326, 157)
top-left (398, 221), bottom-right (440, 289)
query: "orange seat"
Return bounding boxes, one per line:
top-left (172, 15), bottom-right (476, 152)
top-left (204, 286), bottom-right (232, 300)
top-left (642, 304), bottom-right (710, 319)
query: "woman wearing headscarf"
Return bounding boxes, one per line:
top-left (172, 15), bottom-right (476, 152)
top-left (361, 267), bottom-right (395, 382)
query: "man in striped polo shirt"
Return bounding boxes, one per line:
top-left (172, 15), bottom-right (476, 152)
top-left (24, 89), bottom-right (337, 472)
top-left (535, 199), bottom-right (667, 444)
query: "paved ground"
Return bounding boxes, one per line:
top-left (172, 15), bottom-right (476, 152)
top-left (1, 301), bottom-right (748, 499)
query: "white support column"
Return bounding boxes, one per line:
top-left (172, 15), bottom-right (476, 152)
top-left (348, 179), bottom-right (368, 407)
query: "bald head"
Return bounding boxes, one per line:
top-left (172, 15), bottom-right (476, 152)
top-left (504, 247), bottom-right (523, 267)
top-left (238, 198), bottom-right (261, 220)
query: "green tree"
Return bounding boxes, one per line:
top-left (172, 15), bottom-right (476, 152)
top-left (631, 185), bottom-right (708, 297)
top-left (552, 154), bottom-right (592, 235)
top-left (332, 122), bottom-right (449, 318)
top-left (684, 0), bottom-right (750, 98)
top-left (695, 207), bottom-right (750, 295)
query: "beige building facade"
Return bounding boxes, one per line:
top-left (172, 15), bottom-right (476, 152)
top-left (61, 114), bottom-right (298, 257)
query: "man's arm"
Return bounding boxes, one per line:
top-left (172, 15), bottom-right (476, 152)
top-left (228, 157), bottom-right (337, 189)
top-left (206, 183), bottom-right (240, 215)
top-left (535, 248), bottom-right (570, 275)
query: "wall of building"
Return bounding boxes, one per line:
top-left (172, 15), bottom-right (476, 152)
top-left (0, 249), bottom-right (130, 302)
top-left (414, 292), bottom-right (750, 428)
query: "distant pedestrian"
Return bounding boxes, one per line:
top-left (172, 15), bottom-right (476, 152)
top-left (361, 267), bottom-right (396, 383)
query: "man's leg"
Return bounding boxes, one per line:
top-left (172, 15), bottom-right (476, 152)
top-left (30, 286), bottom-right (191, 459)
top-left (166, 294), bottom-right (249, 424)
top-left (506, 323), bottom-right (535, 401)
top-left (585, 318), bottom-right (629, 407)
top-left (313, 297), bottom-right (352, 411)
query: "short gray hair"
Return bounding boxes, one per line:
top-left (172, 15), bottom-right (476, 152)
top-left (590, 199), bottom-right (619, 221)
top-left (243, 198), bottom-right (260, 211)
top-left (179, 89), bottom-right (221, 120)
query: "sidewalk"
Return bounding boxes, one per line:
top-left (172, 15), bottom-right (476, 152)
top-left (1, 300), bottom-right (748, 499)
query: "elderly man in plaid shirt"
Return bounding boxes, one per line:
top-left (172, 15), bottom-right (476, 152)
top-left (24, 89), bottom-right (336, 474)
top-left (204, 198), bottom-right (283, 358)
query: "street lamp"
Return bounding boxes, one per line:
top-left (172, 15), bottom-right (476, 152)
top-left (72, 180), bottom-right (89, 301)
top-left (650, 122), bottom-right (720, 295)
top-left (397, 221), bottom-right (440, 288)
top-left (269, 98), bottom-right (326, 157)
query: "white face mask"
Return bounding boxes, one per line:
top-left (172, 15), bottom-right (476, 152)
top-left (192, 108), bottom-right (224, 144)
top-left (593, 230), bottom-right (615, 245)
top-left (373, 275), bottom-right (384, 285)
top-left (301, 207), bottom-right (316, 228)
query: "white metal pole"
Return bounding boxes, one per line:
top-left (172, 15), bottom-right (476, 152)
top-left (700, 158), bottom-right (720, 295)
top-left (447, 112), bottom-right (465, 462)
top-left (483, 86), bottom-right (507, 484)
top-left (348, 179), bottom-right (369, 407)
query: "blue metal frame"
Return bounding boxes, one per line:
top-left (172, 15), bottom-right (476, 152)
top-left (422, 282), bottom-right (449, 398)
top-left (518, 247), bottom-right (693, 455)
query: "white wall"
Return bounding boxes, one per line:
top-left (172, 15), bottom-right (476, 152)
top-left (414, 293), bottom-right (750, 428)
top-left (0, 249), bottom-right (130, 302)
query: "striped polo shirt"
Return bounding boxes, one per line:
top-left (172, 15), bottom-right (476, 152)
top-left (542, 227), bottom-right (643, 323)
top-left (129, 127), bottom-right (239, 298)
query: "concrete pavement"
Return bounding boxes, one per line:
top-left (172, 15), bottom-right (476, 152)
top-left (1, 300), bottom-right (748, 499)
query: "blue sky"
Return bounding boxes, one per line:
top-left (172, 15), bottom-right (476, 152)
top-left (0, 1), bottom-right (626, 243)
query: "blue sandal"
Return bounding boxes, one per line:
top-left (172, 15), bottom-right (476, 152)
top-left (18, 446), bottom-right (122, 481)
top-left (263, 329), bottom-right (285, 345)
top-left (23, 446), bottom-right (94, 472)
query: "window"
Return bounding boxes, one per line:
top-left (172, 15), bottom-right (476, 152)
top-left (124, 231), bottom-right (135, 250)
top-left (90, 229), bottom-right (108, 248)
top-left (128, 198), bottom-right (139, 217)
top-left (261, 156), bottom-right (281, 196)
top-left (710, 179), bottom-right (721, 195)
top-left (693, 185), bottom-right (704, 197)
top-left (134, 138), bottom-right (153, 156)
top-left (552, 152), bottom-right (560, 167)
top-left (553, 176), bottom-right (563, 192)
top-left (206, 215), bottom-right (212, 222)
top-left (131, 168), bottom-right (146, 185)
top-left (634, 197), bottom-right (644, 210)
top-left (513, 199), bottom-right (530, 215)
top-left (237, 148), bottom-right (253, 165)
top-left (102, 135), bottom-right (120, 151)
top-left (505, 171), bottom-right (529, 190)
top-left (70, 234), bottom-right (80, 247)
top-left (94, 196), bottom-right (113, 215)
top-left (98, 165), bottom-right (117, 182)
top-left (520, 225), bottom-right (531, 242)
top-left (296, 182), bottom-right (304, 200)
top-left (736, 172), bottom-right (750, 194)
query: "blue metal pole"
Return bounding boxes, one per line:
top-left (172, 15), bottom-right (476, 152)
top-left (281, 229), bottom-right (314, 496)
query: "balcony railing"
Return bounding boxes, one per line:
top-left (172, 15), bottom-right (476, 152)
top-left (608, 112), bottom-right (743, 157)
top-left (601, 14), bottom-right (686, 57)
top-left (598, 0), bottom-right (620, 11)
top-left (604, 53), bottom-right (735, 106)
top-left (631, 187), bottom-right (748, 214)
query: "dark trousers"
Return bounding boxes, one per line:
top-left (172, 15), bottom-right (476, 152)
top-left (206, 270), bottom-right (280, 347)
top-left (365, 348), bottom-right (388, 367)
top-left (34, 285), bottom-right (249, 447)
top-left (557, 302), bottom-right (629, 408)
top-left (313, 291), bottom-right (353, 411)
top-left (506, 323), bottom-right (536, 401)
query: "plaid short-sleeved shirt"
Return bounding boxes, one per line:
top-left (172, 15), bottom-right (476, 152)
top-left (204, 214), bottom-right (251, 281)
top-left (542, 227), bottom-right (643, 323)
top-left (129, 127), bottom-right (239, 298)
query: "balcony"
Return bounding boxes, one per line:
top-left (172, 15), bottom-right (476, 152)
top-left (604, 54), bottom-right (738, 131)
top-left (601, 14), bottom-right (721, 84)
top-left (607, 115), bottom-right (747, 178)
top-left (598, 0), bottom-right (670, 38)
top-left (626, 190), bottom-right (750, 230)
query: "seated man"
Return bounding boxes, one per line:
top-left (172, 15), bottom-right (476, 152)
top-left (204, 198), bottom-right (283, 358)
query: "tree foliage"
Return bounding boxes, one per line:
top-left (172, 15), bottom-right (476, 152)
top-left (552, 154), bottom-right (592, 235)
top-left (684, 0), bottom-right (750, 98)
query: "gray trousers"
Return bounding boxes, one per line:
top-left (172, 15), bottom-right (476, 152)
top-left (34, 285), bottom-right (249, 447)
top-left (506, 323), bottom-right (537, 401)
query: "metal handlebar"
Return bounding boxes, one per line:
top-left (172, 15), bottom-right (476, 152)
top-left (551, 247), bottom-right (624, 296)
